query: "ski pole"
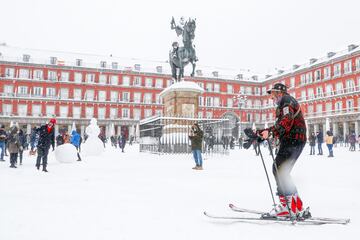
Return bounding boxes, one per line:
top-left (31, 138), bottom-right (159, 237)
top-left (256, 140), bottom-right (276, 207)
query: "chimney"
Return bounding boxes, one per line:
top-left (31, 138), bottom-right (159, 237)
top-left (310, 58), bottom-right (317, 64)
top-left (252, 75), bottom-right (258, 81)
top-left (292, 64), bottom-right (300, 70)
top-left (327, 52), bottom-right (336, 58)
top-left (196, 69), bottom-right (203, 76)
top-left (348, 44), bottom-right (359, 52)
top-left (212, 71), bottom-right (219, 77)
top-left (277, 69), bottom-right (284, 74)
top-left (134, 64), bottom-right (141, 71)
top-left (265, 74), bottom-right (272, 79)
top-left (156, 66), bottom-right (163, 73)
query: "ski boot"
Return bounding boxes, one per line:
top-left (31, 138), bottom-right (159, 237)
top-left (262, 195), bottom-right (297, 220)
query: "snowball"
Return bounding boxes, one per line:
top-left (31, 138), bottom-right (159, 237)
top-left (54, 143), bottom-right (78, 163)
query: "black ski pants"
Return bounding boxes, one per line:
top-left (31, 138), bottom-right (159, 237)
top-left (36, 147), bottom-right (49, 169)
top-left (273, 142), bottom-right (305, 196)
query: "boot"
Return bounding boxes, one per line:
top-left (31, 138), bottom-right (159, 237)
top-left (265, 195), bottom-right (297, 218)
top-left (42, 166), bottom-right (48, 172)
top-left (192, 165), bottom-right (199, 170)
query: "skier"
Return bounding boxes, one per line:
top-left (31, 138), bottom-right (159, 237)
top-left (257, 83), bottom-right (307, 219)
top-left (35, 118), bottom-right (56, 172)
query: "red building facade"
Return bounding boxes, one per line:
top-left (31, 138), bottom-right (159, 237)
top-left (0, 44), bottom-right (359, 139)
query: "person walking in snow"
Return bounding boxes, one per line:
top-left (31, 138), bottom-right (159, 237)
top-left (309, 132), bottom-right (316, 155)
top-left (316, 131), bottom-right (323, 155)
top-left (257, 83), bottom-right (307, 219)
top-left (189, 123), bottom-right (204, 170)
top-left (7, 125), bottom-right (22, 168)
top-left (35, 119), bottom-right (56, 172)
top-left (119, 133), bottom-right (126, 153)
top-left (70, 130), bottom-right (82, 161)
top-left (325, 130), bottom-right (334, 157)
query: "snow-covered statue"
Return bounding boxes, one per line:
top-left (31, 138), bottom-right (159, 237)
top-left (82, 118), bottom-right (104, 157)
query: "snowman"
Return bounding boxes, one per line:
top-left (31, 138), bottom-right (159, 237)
top-left (81, 118), bottom-right (105, 157)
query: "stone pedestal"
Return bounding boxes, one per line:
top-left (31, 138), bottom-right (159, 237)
top-left (159, 81), bottom-right (204, 135)
top-left (160, 81), bottom-right (204, 118)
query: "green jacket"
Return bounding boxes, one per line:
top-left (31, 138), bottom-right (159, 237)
top-left (189, 130), bottom-right (204, 150)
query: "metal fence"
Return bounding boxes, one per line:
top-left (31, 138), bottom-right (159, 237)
top-left (139, 116), bottom-right (230, 155)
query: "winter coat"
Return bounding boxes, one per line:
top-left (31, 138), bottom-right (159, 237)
top-left (119, 135), bottom-right (126, 148)
top-left (70, 130), bottom-right (81, 148)
top-left (0, 128), bottom-right (7, 142)
top-left (189, 128), bottom-right (204, 151)
top-left (8, 131), bottom-right (21, 154)
top-left (325, 135), bottom-right (333, 145)
top-left (267, 94), bottom-right (306, 145)
top-left (309, 135), bottom-right (316, 146)
top-left (317, 132), bottom-right (323, 143)
top-left (18, 130), bottom-right (27, 148)
top-left (36, 124), bottom-right (55, 150)
top-left (56, 134), bottom-right (64, 146)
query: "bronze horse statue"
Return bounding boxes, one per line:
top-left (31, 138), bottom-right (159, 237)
top-left (169, 17), bottom-right (198, 82)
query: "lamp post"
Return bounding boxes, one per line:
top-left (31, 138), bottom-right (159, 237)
top-left (233, 93), bottom-right (247, 139)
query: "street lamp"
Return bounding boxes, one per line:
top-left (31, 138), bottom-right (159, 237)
top-left (233, 92), bottom-right (247, 138)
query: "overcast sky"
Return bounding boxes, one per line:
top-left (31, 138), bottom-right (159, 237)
top-left (1, 0), bottom-right (360, 75)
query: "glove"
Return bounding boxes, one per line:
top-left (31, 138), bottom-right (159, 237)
top-left (242, 138), bottom-right (253, 149)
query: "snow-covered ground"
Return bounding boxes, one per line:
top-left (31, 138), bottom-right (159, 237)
top-left (0, 144), bottom-right (359, 240)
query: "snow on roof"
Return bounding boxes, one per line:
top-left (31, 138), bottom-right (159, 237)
top-left (0, 44), bottom-right (262, 82)
top-left (264, 44), bottom-right (360, 82)
top-left (159, 80), bottom-right (204, 97)
top-left (0, 43), bottom-right (359, 82)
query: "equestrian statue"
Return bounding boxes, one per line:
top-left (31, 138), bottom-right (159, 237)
top-left (169, 16), bottom-right (198, 82)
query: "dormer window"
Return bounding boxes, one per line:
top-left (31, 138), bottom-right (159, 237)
top-left (100, 61), bottom-right (107, 68)
top-left (50, 57), bottom-right (57, 65)
top-left (111, 62), bottom-right (118, 70)
top-left (76, 59), bottom-right (82, 67)
top-left (23, 54), bottom-right (30, 62)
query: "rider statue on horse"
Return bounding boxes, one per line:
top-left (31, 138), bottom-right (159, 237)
top-left (169, 16), bottom-right (198, 82)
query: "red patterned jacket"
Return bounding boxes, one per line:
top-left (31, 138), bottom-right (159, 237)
top-left (267, 94), bottom-right (306, 145)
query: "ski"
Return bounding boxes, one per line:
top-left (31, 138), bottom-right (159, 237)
top-left (228, 203), bottom-right (350, 224)
top-left (204, 211), bottom-right (348, 225)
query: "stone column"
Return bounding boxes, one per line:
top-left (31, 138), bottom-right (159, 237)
top-left (68, 124), bottom-right (72, 133)
top-left (305, 120), bottom-right (310, 139)
top-left (313, 124), bottom-right (319, 134)
top-left (355, 121), bottom-right (359, 138)
top-left (55, 125), bottom-right (59, 136)
top-left (26, 123), bottom-right (32, 134)
top-left (343, 121), bottom-right (349, 141)
top-left (332, 122), bottom-right (338, 137)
